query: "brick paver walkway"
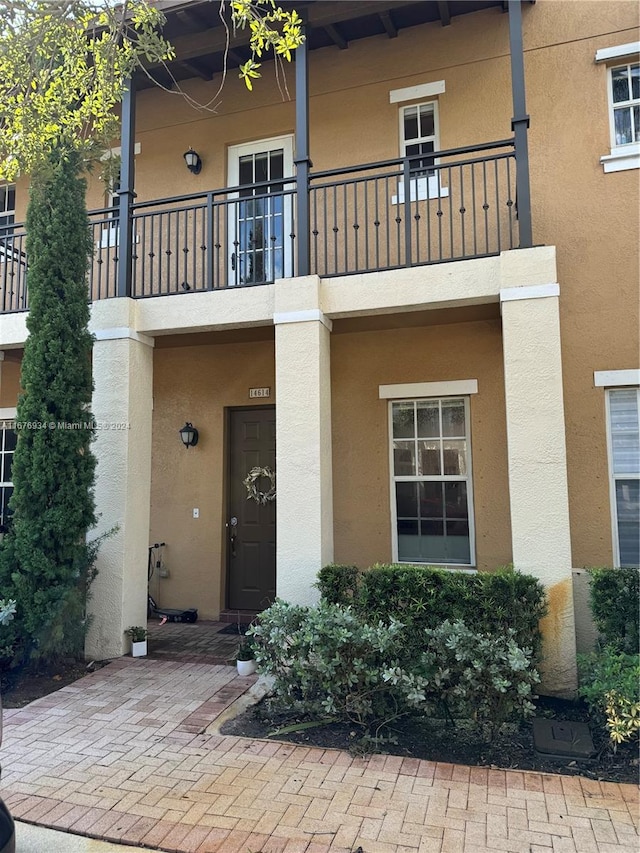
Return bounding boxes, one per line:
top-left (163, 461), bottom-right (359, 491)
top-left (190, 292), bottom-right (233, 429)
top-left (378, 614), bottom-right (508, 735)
top-left (1, 658), bottom-right (638, 853)
top-left (146, 619), bottom-right (243, 665)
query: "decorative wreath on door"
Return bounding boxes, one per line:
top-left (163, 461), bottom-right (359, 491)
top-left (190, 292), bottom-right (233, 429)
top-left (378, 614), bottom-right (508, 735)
top-left (243, 466), bottom-right (276, 505)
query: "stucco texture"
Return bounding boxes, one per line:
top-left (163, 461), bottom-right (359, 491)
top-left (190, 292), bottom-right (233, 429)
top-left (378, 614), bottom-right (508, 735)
top-left (0, 357), bottom-right (21, 408)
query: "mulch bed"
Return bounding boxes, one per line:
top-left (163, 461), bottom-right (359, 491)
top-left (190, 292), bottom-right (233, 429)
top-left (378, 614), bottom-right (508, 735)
top-left (221, 695), bottom-right (639, 785)
top-left (1, 658), bottom-right (109, 708)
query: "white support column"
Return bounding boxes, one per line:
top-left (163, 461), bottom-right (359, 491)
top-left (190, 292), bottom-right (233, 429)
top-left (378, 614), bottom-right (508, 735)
top-left (274, 276), bottom-right (333, 604)
top-left (500, 252), bottom-right (577, 697)
top-left (85, 300), bottom-right (153, 659)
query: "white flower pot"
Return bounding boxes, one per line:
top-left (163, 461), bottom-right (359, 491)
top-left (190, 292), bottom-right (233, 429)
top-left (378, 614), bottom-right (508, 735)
top-left (131, 640), bottom-right (147, 657)
top-left (237, 658), bottom-right (256, 676)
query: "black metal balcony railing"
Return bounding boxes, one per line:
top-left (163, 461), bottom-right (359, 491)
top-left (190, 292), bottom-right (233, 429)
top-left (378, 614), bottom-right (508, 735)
top-left (0, 139), bottom-right (519, 314)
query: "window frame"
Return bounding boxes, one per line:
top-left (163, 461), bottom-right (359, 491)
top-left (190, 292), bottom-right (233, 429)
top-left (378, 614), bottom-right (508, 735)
top-left (597, 50), bottom-right (640, 172)
top-left (605, 387), bottom-right (640, 568)
top-left (0, 410), bottom-right (17, 532)
top-left (607, 61), bottom-right (639, 149)
top-left (393, 100), bottom-right (449, 203)
top-left (387, 395), bottom-right (476, 569)
top-left (0, 182), bottom-right (16, 242)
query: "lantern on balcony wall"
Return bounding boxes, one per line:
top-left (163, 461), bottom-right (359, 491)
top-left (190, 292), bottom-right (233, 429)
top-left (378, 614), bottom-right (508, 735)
top-left (179, 422), bottom-right (199, 448)
top-left (183, 147), bottom-right (202, 175)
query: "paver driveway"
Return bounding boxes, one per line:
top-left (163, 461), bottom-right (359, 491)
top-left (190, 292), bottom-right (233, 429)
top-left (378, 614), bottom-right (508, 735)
top-left (0, 658), bottom-right (638, 853)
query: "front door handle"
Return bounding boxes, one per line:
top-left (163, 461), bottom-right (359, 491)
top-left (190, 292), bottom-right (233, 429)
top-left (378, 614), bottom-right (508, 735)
top-left (228, 516), bottom-right (238, 558)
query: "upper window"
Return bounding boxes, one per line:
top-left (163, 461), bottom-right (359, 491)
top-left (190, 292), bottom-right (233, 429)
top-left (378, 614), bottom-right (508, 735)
top-left (402, 103), bottom-right (437, 176)
top-left (606, 388), bottom-right (640, 567)
top-left (598, 51), bottom-right (640, 172)
top-left (0, 422), bottom-right (16, 532)
top-left (395, 102), bottom-right (448, 202)
top-left (0, 183), bottom-right (15, 238)
top-left (390, 397), bottom-right (474, 566)
top-left (610, 63), bottom-right (639, 146)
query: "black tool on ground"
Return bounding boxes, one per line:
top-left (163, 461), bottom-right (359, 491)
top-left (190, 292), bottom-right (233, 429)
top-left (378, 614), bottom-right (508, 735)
top-left (147, 542), bottom-right (198, 623)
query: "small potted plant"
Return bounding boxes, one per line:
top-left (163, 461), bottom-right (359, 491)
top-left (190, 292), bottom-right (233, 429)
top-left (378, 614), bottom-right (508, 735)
top-left (125, 626), bottom-right (148, 657)
top-left (236, 639), bottom-right (257, 676)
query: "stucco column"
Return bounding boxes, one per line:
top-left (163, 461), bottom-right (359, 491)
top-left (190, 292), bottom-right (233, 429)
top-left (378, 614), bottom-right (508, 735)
top-left (274, 276), bottom-right (333, 604)
top-left (500, 248), bottom-right (577, 697)
top-left (85, 299), bottom-right (153, 660)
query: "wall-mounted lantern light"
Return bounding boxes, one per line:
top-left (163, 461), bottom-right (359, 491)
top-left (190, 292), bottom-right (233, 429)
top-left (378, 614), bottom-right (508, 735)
top-left (179, 422), bottom-right (199, 448)
top-left (183, 147), bottom-right (202, 175)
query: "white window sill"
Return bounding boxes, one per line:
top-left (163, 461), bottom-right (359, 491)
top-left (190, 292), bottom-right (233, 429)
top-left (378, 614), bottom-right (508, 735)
top-left (395, 560), bottom-right (477, 573)
top-left (391, 176), bottom-right (449, 205)
top-left (600, 144), bottom-right (640, 173)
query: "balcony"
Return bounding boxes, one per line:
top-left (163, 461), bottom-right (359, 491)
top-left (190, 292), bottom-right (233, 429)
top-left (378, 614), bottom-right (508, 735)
top-left (0, 139), bottom-right (519, 313)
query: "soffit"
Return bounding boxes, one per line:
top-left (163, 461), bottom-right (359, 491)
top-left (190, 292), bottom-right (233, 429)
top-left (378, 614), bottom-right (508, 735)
top-left (139, 0), bottom-right (507, 89)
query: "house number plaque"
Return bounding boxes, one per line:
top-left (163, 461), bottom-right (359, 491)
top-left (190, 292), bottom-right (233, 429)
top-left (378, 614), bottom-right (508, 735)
top-left (249, 387), bottom-right (271, 399)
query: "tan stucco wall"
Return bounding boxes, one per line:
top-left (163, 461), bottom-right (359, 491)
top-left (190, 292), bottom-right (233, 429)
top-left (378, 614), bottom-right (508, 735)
top-left (522, 2), bottom-right (640, 567)
top-left (150, 338), bottom-right (275, 619)
top-left (331, 319), bottom-right (512, 571)
top-left (0, 357), bottom-right (21, 407)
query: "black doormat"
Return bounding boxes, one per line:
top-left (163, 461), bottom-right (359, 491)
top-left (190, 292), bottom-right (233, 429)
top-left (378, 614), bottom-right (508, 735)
top-left (217, 623), bottom-right (250, 635)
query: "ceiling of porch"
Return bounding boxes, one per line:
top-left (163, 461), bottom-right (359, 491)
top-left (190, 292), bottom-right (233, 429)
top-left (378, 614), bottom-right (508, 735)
top-left (139, 0), bottom-right (508, 89)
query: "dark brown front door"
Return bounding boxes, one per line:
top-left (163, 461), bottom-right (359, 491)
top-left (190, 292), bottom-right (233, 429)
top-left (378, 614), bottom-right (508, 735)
top-left (227, 407), bottom-right (276, 611)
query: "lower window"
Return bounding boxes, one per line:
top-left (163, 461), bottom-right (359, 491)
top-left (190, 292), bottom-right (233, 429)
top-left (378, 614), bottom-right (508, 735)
top-left (0, 421), bottom-right (16, 531)
top-left (390, 397), bottom-right (474, 565)
top-left (607, 388), bottom-right (640, 567)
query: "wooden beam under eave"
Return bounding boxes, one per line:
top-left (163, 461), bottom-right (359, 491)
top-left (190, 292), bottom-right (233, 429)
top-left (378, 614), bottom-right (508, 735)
top-left (379, 10), bottom-right (397, 38)
top-left (179, 59), bottom-right (214, 81)
top-left (437, 1), bottom-right (451, 26)
top-left (227, 49), bottom-right (244, 66)
top-left (324, 23), bottom-right (348, 50)
top-left (142, 67), bottom-right (175, 91)
top-left (176, 9), bottom-right (209, 30)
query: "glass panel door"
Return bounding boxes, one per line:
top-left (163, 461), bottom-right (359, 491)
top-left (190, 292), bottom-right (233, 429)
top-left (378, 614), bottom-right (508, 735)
top-left (228, 137), bottom-right (293, 286)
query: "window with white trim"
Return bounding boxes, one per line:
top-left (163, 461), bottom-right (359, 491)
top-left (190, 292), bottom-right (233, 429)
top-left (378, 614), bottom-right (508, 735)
top-left (598, 52), bottom-right (640, 172)
top-left (606, 388), bottom-right (640, 567)
top-left (610, 63), bottom-right (639, 146)
top-left (394, 102), bottom-right (448, 202)
top-left (0, 183), bottom-right (15, 238)
top-left (0, 421), bottom-right (16, 531)
top-left (390, 397), bottom-right (473, 565)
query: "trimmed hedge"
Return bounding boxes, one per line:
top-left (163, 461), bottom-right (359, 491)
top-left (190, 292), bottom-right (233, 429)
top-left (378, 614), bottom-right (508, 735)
top-left (317, 562), bottom-right (547, 662)
top-left (588, 567), bottom-right (639, 654)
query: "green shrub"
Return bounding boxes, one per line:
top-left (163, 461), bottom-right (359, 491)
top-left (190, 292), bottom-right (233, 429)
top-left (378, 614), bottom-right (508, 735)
top-left (415, 620), bottom-right (539, 735)
top-left (588, 567), bottom-right (639, 653)
top-left (248, 600), bottom-right (425, 727)
top-left (579, 646), bottom-right (640, 749)
top-left (318, 563), bottom-right (546, 665)
top-left (315, 564), bottom-right (361, 605)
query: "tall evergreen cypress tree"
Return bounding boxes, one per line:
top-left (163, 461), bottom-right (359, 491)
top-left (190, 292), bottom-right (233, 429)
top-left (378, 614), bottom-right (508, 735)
top-left (3, 150), bottom-right (96, 664)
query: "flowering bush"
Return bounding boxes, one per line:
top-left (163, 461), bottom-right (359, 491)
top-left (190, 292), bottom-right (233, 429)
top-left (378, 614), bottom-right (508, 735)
top-left (579, 646), bottom-right (640, 750)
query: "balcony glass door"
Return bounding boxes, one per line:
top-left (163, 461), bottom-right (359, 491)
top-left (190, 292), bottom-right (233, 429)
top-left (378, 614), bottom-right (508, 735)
top-left (227, 135), bottom-right (293, 286)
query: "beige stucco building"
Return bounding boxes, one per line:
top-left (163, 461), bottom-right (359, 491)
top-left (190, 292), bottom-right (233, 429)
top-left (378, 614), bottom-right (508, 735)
top-left (0, 0), bottom-right (638, 696)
